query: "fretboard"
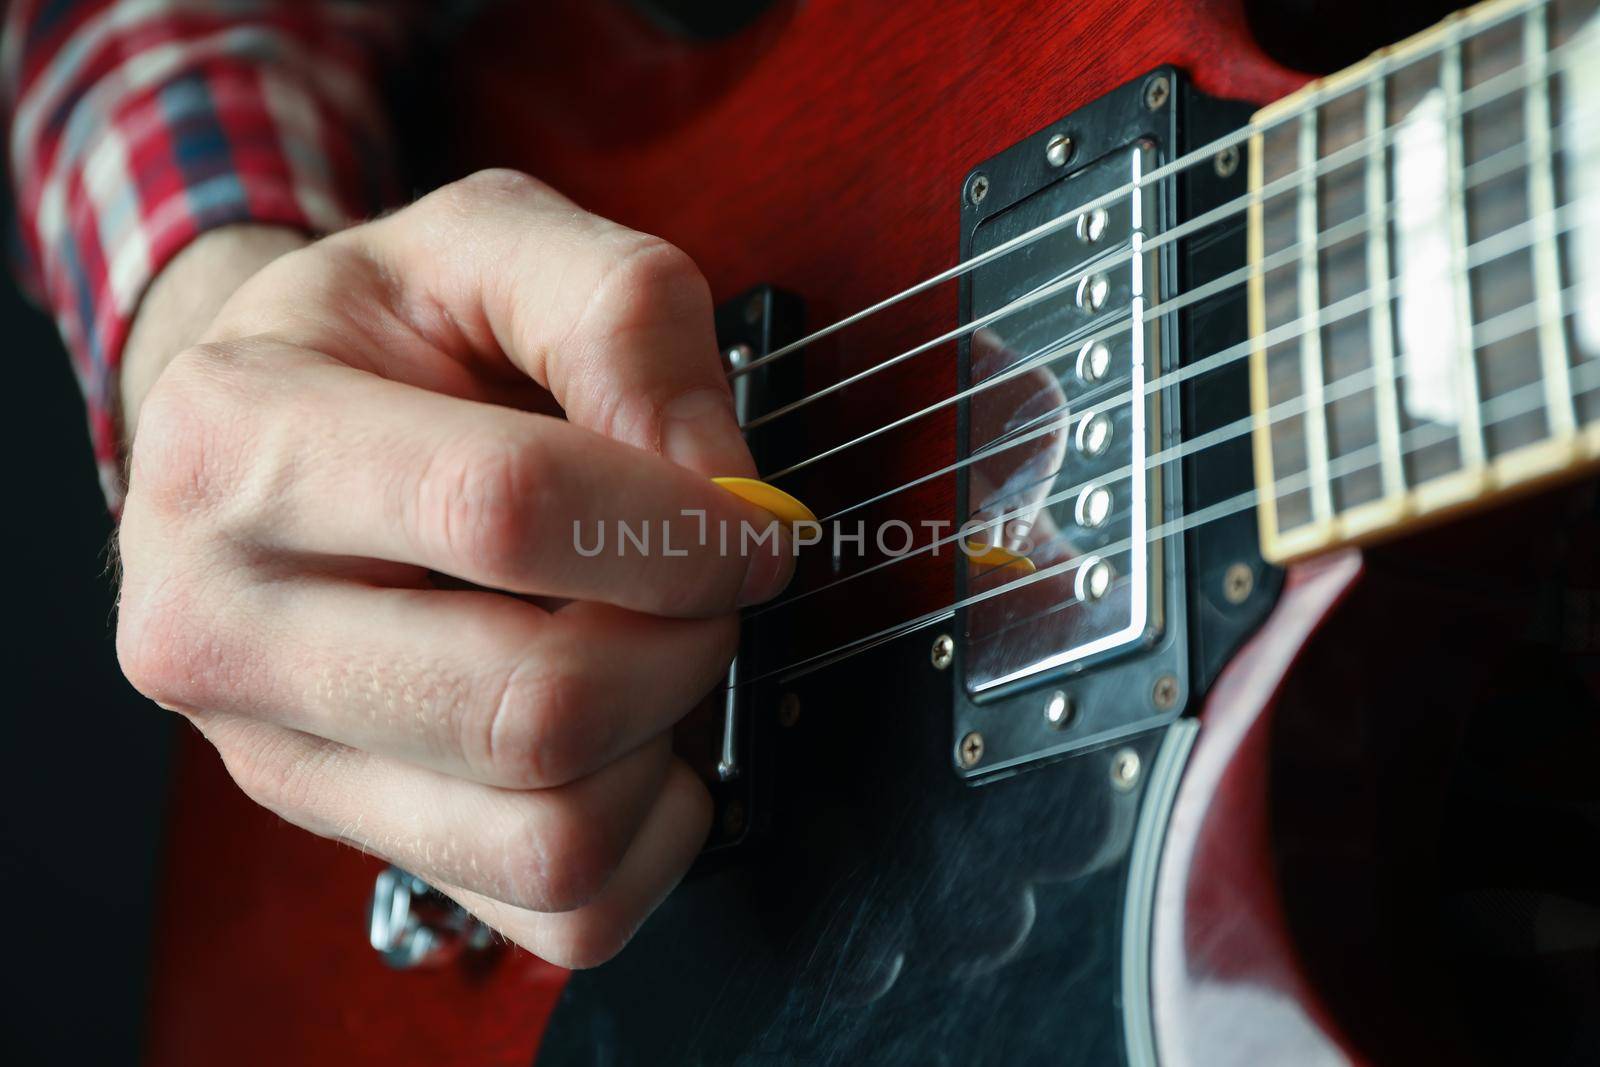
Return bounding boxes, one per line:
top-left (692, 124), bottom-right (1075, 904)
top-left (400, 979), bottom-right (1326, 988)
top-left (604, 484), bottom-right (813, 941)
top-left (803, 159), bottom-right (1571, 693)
top-left (1248, 0), bottom-right (1600, 562)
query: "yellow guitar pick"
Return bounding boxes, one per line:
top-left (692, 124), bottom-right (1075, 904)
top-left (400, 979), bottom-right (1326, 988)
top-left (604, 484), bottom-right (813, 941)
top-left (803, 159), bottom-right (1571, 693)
top-left (964, 540), bottom-right (1038, 574)
top-left (712, 477), bottom-right (818, 526)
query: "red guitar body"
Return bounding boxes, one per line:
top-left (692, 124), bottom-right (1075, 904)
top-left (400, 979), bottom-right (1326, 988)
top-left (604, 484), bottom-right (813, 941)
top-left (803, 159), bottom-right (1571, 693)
top-left (143, 1), bottom-right (1600, 1063)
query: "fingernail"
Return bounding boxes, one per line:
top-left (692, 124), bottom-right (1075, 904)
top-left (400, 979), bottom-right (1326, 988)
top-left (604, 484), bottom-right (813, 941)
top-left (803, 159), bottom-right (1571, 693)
top-left (662, 389), bottom-right (750, 475)
top-left (738, 527), bottom-right (796, 606)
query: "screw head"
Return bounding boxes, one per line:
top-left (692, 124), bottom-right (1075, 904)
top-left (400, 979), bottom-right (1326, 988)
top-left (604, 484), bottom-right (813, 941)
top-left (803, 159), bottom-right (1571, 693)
top-left (777, 691), bottom-right (801, 728)
top-left (1045, 133), bottom-right (1074, 167)
top-left (958, 731), bottom-right (985, 768)
top-left (1223, 562), bottom-right (1254, 605)
top-left (1152, 674), bottom-right (1181, 711)
top-left (1044, 690), bottom-right (1074, 730)
top-left (724, 342), bottom-right (753, 369)
top-left (1213, 145), bottom-right (1240, 179)
top-left (967, 172), bottom-right (990, 206)
top-left (1144, 74), bottom-right (1171, 111)
top-left (931, 634), bottom-right (954, 670)
top-left (1111, 748), bottom-right (1142, 790)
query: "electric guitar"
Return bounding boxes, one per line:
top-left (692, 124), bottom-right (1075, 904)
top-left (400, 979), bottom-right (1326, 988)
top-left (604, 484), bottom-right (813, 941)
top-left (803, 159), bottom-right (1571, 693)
top-left (144, 0), bottom-right (1600, 1062)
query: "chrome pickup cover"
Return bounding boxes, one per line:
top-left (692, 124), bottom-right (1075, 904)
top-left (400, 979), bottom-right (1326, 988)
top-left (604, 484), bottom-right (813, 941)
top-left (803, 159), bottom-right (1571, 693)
top-left (963, 144), bottom-right (1167, 694)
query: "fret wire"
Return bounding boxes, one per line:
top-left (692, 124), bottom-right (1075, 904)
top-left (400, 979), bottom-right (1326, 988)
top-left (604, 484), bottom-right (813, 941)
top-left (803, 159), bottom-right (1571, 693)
top-left (1524, 4), bottom-right (1577, 434)
top-left (1297, 108), bottom-right (1337, 521)
top-left (1443, 27), bottom-right (1489, 465)
top-left (1365, 73), bottom-right (1407, 496)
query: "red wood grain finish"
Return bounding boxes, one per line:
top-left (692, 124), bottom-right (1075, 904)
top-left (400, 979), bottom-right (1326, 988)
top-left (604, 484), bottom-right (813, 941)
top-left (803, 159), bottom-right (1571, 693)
top-left (144, 2), bottom-right (1309, 1063)
top-left (1152, 552), bottom-right (1365, 1067)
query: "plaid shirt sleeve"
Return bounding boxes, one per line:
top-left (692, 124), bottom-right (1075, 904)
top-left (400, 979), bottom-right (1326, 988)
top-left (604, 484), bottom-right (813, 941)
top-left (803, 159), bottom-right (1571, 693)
top-left (1, 0), bottom-right (408, 507)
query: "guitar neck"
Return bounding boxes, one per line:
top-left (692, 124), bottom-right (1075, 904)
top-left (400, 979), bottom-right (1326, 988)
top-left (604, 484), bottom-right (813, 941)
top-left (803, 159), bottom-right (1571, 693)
top-left (1248, 0), bottom-right (1600, 563)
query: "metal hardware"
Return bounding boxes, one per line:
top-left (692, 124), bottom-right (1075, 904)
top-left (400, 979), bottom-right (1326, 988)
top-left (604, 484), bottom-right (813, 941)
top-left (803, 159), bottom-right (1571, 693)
top-left (931, 633), bottom-right (955, 670)
top-left (1075, 484), bottom-right (1113, 529)
top-left (1076, 207), bottom-right (1109, 244)
top-left (1151, 674), bottom-right (1180, 711)
top-left (368, 866), bottom-right (493, 970)
top-left (1143, 74), bottom-right (1170, 111)
top-left (1212, 145), bottom-right (1240, 178)
top-left (777, 691), bottom-right (801, 727)
top-left (1222, 562), bottom-right (1254, 604)
top-left (967, 172), bottom-right (990, 205)
top-left (957, 730), bottom-right (985, 768)
top-left (1075, 272), bottom-right (1110, 311)
top-left (1075, 556), bottom-right (1114, 602)
top-left (1044, 690), bottom-right (1074, 729)
top-left (1045, 133), bottom-right (1074, 167)
top-left (1110, 748), bottom-right (1142, 790)
top-left (1076, 340), bottom-right (1111, 384)
top-left (1075, 411), bottom-right (1113, 457)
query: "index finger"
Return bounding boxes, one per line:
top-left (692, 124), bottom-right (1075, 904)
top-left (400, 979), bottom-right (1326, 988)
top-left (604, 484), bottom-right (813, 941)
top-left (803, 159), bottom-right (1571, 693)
top-left (333, 169), bottom-right (756, 479)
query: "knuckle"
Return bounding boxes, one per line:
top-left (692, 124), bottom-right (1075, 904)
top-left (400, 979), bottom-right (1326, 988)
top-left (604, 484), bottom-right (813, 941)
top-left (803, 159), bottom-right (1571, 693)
top-left (217, 729), bottom-right (333, 819)
top-left (432, 168), bottom-right (551, 215)
top-left (506, 812), bottom-right (615, 914)
top-left (588, 237), bottom-right (710, 333)
top-left (127, 344), bottom-right (252, 517)
top-left (478, 657), bottom-right (597, 789)
top-left (115, 571), bottom-right (217, 710)
top-left (411, 434), bottom-right (554, 584)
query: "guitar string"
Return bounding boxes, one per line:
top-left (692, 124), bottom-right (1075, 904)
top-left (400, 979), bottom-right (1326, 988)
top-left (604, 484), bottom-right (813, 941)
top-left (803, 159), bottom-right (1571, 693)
top-left (727, 0), bottom-right (1558, 396)
top-left (762, 130), bottom-right (1574, 491)
top-left (741, 273), bottom-right (1586, 624)
top-left (730, 342), bottom-right (1599, 692)
top-left (759, 148), bottom-right (1596, 543)
top-left (726, 0), bottom-right (1549, 384)
top-left (746, 58), bottom-right (1592, 482)
top-left (786, 157), bottom-right (1596, 529)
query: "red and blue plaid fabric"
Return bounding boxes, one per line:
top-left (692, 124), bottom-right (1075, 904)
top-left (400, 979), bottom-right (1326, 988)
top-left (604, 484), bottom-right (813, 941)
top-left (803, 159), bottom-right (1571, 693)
top-left (1, 0), bottom-right (406, 506)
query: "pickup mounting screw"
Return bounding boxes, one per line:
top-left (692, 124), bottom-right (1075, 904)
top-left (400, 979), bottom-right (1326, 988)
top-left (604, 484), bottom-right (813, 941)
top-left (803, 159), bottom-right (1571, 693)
top-left (724, 343), bottom-right (752, 369)
top-left (930, 633), bottom-right (954, 670)
top-left (967, 173), bottom-right (990, 206)
top-left (1223, 562), bottom-right (1254, 604)
top-left (958, 731), bottom-right (985, 768)
top-left (1045, 133), bottom-right (1074, 167)
top-left (1144, 74), bottom-right (1171, 111)
top-left (1152, 674), bottom-right (1180, 711)
top-left (1044, 690), bottom-right (1074, 730)
top-left (1213, 145), bottom-right (1240, 178)
top-left (777, 692), bottom-right (801, 728)
top-left (1111, 748), bottom-right (1142, 790)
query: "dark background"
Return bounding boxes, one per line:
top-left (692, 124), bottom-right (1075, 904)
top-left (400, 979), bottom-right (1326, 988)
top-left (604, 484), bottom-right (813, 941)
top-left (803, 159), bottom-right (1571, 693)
top-left (1, 252), bottom-right (172, 1062)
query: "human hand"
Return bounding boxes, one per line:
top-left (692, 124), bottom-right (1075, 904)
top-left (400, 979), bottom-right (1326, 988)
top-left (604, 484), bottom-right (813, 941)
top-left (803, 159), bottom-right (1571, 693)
top-left (115, 170), bottom-right (792, 967)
